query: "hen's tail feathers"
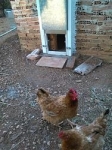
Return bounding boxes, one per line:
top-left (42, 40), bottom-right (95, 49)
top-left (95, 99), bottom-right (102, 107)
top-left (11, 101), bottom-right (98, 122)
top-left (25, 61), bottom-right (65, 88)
top-left (91, 109), bottom-right (109, 136)
top-left (100, 108), bottom-right (110, 120)
top-left (104, 109), bottom-right (109, 116)
top-left (101, 108), bottom-right (110, 119)
top-left (37, 88), bottom-right (49, 97)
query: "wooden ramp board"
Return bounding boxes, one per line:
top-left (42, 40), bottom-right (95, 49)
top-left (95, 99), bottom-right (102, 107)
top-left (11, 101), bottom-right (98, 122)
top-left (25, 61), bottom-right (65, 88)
top-left (73, 56), bottom-right (102, 75)
top-left (66, 56), bottom-right (76, 69)
top-left (36, 56), bottom-right (67, 68)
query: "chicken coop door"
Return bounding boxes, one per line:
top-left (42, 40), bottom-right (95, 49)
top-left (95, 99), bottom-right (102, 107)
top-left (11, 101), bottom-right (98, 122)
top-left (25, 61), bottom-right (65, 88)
top-left (47, 34), bottom-right (66, 52)
top-left (36, 0), bottom-right (76, 56)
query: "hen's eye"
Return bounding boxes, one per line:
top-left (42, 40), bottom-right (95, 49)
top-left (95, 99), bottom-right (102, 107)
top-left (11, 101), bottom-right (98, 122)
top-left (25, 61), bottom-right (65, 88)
top-left (70, 91), bottom-right (73, 94)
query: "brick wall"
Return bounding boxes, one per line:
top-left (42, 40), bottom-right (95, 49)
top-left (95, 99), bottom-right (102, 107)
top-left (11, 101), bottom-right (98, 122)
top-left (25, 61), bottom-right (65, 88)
top-left (10, 0), bottom-right (112, 62)
top-left (76, 0), bottom-right (112, 62)
top-left (10, 0), bottom-right (41, 51)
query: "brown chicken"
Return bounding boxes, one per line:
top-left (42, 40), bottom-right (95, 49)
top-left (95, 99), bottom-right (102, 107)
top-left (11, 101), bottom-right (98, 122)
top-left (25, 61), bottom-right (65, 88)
top-left (36, 88), bottom-right (78, 125)
top-left (58, 109), bottom-right (109, 150)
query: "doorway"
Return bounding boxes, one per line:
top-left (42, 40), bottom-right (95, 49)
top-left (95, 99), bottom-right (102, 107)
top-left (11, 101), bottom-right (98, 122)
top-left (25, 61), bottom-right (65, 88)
top-left (37, 0), bottom-right (76, 56)
top-left (47, 34), bottom-right (66, 52)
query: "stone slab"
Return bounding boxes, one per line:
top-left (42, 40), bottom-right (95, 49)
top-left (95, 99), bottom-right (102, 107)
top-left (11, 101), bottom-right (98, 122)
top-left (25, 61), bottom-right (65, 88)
top-left (36, 56), bottom-right (67, 68)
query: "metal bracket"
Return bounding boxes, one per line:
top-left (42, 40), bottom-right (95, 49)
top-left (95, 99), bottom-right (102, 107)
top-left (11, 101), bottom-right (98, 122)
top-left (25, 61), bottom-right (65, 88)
top-left (42, 45), bottom-right (47, 47)
top-left (66, 47), bottom-right (71, 49)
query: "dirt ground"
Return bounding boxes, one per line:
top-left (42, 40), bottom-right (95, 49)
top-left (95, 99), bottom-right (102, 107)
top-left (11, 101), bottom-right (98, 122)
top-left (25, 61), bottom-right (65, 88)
top-left (0, 17), bottom-right (17, 45)
top-left (0, 34), bottom-right (112, 150)
top-left (0, 17), bottom-right (10, 34)
top-left (0, 17), bottom-right (16, 34)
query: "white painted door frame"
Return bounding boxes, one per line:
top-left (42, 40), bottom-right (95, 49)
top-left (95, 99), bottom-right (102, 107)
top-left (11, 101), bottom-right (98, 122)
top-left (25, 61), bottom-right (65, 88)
top-left (36, 0), bottom-right (73, 56)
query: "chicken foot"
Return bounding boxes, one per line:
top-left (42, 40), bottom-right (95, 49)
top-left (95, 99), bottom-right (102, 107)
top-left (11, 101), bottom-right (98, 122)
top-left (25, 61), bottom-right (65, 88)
top-left (66, 114), bottom-right (81, 128)
top-left (67, 119), bottom-right (77, 128)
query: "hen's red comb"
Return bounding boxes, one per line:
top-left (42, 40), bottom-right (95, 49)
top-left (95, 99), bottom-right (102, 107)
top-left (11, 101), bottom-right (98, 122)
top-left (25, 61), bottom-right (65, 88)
top-left (69, 89), bottom-right (78, 100)
top-left (69, 89), bottom-right (77, 94)
top-left (69, 89), bottom-right (74, 92)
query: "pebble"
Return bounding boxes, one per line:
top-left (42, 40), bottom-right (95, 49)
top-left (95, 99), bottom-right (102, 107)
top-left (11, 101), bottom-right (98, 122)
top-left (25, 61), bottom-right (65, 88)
top-left (53, 91), bottom-right (58, 94)
top-left (43, 141), bottom-right (46, 144)
top-left (16, 125), bottom-right (20, 129)
top-left (9, 131), bottom-right (12, 134)
top-left (0, 137), bottom-right (4, 142)
top-left (37, 140), bottom-right (40, 144)
top-left (11, 144), bottom-right (15, 148)
top-left (23, 101), bottom-right (25, 104)
top-left (57, 84), bottom-right (60, 87)
top-left (47, 126), bottom-right (49, 130)
top-left (47, 141), bottom-right (50, 146)
top-left (27, 143), bottom-right (30, 146)
top-left (24, 117), bottom-right (27, 120)
top-left (33, 142), bottom-right (36, 145)
top-left (31, 115), bottom-right (35, 119)
top-left (95, 77), bottom-right (99, 80)
top-left (76, 80), bottom-right (82, 83)
top-left (1, 98), bottom-right (5, 102)
top-left (3, 131), bottom-right (7, 134)
top-left (108, 89), bottom-right (111, 92)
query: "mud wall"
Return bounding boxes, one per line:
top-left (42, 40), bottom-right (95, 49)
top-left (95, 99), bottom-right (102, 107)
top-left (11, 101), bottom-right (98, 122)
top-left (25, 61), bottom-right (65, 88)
top-left (10, 0), bottom-right (41, 51)
top-left (76, 0), bottom-right (112, 62)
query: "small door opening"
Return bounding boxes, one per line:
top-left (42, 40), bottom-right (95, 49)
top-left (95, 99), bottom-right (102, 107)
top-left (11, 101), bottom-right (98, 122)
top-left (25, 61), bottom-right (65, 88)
top-left (47, 34), bottom-right (66, 52)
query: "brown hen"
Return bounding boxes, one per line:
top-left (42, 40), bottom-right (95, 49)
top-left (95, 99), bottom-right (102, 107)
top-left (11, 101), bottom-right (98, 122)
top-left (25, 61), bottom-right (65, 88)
top-left (59, 109), bottom-right (109, 150)
top-left (36, 88), bottom-right (78, 125)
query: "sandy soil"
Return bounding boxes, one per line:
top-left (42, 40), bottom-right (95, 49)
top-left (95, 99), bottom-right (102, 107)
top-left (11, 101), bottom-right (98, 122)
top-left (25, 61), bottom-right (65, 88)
top-left (0, 35), bottom-right (112, 150)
